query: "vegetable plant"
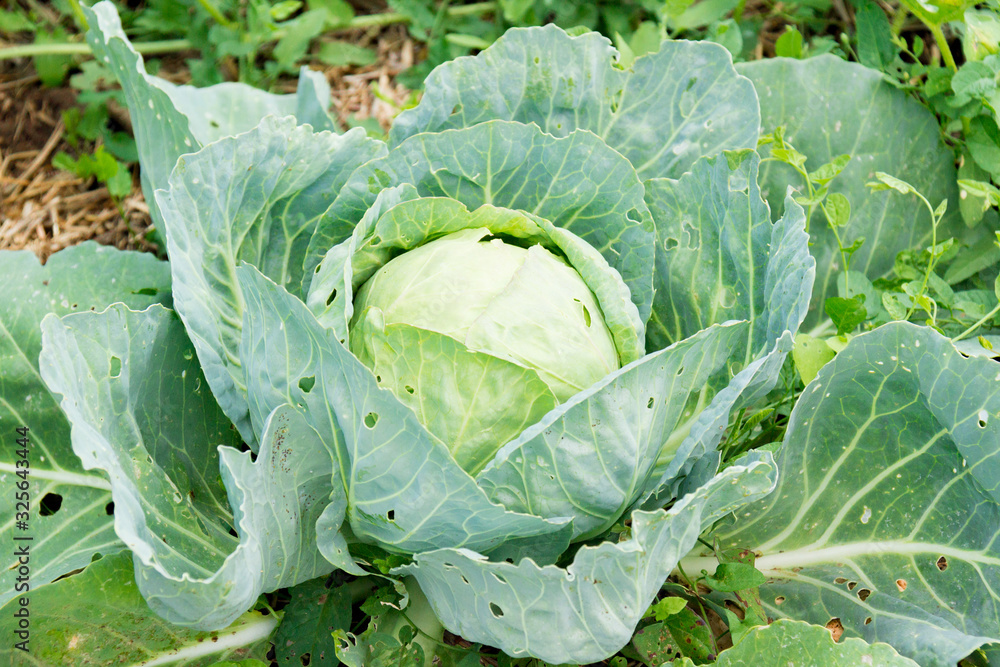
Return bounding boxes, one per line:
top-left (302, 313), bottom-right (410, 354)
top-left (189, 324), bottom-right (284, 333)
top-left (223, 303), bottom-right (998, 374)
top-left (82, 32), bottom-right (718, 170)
top-left (29, 0), bottom-right (812, 661)
top-left (3, 2), bottom-right (1000, 665)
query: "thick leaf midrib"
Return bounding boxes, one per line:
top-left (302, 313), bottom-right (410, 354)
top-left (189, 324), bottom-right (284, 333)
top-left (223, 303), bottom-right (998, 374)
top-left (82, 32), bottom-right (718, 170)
top-left (0, 462), bottom-right (111, 490)
top-left (753, 540), bottom-right (1000, 572)
top-left (124, 613), bottom-right (277, 667)
top-left (755, 372), bottom-right (914, 552)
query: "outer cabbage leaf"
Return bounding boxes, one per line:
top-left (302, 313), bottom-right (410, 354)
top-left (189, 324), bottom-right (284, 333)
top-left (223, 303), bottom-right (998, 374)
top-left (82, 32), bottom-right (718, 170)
top-left (39, 305), bottom-right (235, 622)
top-left (645, 150), bottom-right (814, 357)
top-left (306, 184), bottom-right (420, 339)
top-left (641, 329), bottom-right (797, 506)
top-left (155, 116), bottom-right (385, 446)
top-left (397, 452), bottom-right (778, 664)
top-left (697, 323), bottom-right (1000, 666)
top-left (39, 305), bottom-right (341, 629)
top-left (738, 56), bottom-right (963, 329)
top-left (637, 150), bottom-right (813, 489)
top-left (390, 26), bottom-right (759, 181)
top-left (236, 264), bottom-right (569, 555)
top-left (82, 1), bottom-right (336, 238)
top-left (0, 243), bottom-right (169, 607)
top-left (305, 121), bottom-right (655, 324)
top-left (0, 551), bottom-right (274, 666)
top-left (476, 321), bottom-right (750, 540)
top-left (715, 619), bottom-right (919, 666)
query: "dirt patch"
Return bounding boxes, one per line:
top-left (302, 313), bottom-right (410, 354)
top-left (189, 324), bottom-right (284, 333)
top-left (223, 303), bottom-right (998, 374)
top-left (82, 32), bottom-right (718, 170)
top-left (0, 76), bottom-right (76, 154)
top-left (1, 22), bottom-right (415, 262)
top-left (1, 63), bottom-right (156, 261)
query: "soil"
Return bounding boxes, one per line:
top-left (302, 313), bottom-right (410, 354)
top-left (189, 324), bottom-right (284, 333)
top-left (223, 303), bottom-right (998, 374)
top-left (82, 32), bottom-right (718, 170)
top-left (0, 22), bottom-right (414, 263)
top-left (0, 65), bottom-right (156, 261)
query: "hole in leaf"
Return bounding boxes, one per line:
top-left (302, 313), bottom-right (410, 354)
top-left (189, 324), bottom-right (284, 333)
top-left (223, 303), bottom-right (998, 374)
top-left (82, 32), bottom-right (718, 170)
top-left (676, 366), bottom-right (685, 376)
top-left (209, 120), bottom-right (220, 129)
top-left (326, 288), bottom-right (338, 307)
top-left (895, 579), bottom-right (907, 592)
top-left (404, 385), bottom-right (415, 394)
top-left (774, 596), bottom-right (785, 605)
top-left (825, 617), bottom-right (843, 641)
top-left (39, 493), bottom-right (63, 516)
top-left (376, 375), bottom-right (382, 383)
top-left (857, 588), bottom-right (871, 602)
top-left (978, 410), bottom-right (988, 428)
top-left (626, 207), bottom-right (640, 222)
top-left (298, 376), bottom-right (316, 393)
top-left (300, 653), bottom-right (311, 666)
top-left (489, 602), bottom-right (504, 618)
top-left (647, 397), bottom-right (654, 409)
top-left (132, 287), bottom-right (158, 296)
top-left (229, 527), bottom-right (238, 538)
top-left (370, 235), bottom-right (382, 246)
top-left (492, 572), bottom-right (507, 584)
top-left (847, 581), bottom-right (857, 591)
top-left (533, 56), bottom-right (539, 64)
top-left (105, 501), bottom-right (115, 515)
top-left (864, 617), bottom-right (872, 625)
top-left (451, 104), bottom-right (462, 115)
top-left (364, 412), bottom-right (379, 428)
top-left (315, 265), bottom-right (322, 274)
top-left (109, 356), bottom-right (122, 378)
top-left (936, 556), bottom-right (948, 571)
top-left (461, 575), bottom-right (469, 584)
top-left (581, 304), bottom-right (592, 327)
top-left (834, 577), bottom-right (847, 584)
top-left (386, 509), bottom-right (395, 521)
top-left (664, 237), bottom-right (679, 250)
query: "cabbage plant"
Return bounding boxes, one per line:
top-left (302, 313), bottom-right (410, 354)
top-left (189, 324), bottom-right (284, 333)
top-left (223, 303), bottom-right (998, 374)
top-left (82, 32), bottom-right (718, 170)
top-left (34, 2), bottom-right (818, 663)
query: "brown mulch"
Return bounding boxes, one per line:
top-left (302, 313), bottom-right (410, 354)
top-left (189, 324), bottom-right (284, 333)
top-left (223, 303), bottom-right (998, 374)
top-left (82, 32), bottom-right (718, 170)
top-left (0, 22), bottom-right (415, 263)
top-left (0, 70), bottom-right (155, 261)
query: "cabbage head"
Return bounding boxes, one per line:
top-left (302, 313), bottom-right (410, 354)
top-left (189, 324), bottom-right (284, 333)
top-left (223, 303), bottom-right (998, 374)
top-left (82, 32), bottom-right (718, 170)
top-left (38, 2), bottom-right (815, 663)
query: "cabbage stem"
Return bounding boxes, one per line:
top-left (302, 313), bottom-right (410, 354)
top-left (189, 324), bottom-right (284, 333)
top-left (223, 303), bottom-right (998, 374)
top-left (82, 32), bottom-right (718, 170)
top-left (401, 577), bottom-right (447, 666)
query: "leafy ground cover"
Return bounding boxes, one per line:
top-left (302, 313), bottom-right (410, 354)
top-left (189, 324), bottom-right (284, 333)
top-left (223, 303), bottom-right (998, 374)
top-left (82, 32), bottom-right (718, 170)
top-left (2, 1), bottom-right (1000, 666)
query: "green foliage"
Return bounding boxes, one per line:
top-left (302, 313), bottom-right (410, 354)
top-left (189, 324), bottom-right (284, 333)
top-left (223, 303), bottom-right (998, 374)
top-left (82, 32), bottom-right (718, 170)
top-left (706, 322), bottom-right (1000, 666)
top-left (52, 145), bottom-right (132, 198)
top-left (0, 243), bottom-right (170, 609)
top-left (273, 576), bottom-right (353, 666)
top-left (632, 608), bottom-right (716, 664)
top-left (0, 552), bottom-right (274, 665)
top-left (4, 1), bottom-right (1000, 666)
top-left (715, 620), bottom-right (919, 666)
